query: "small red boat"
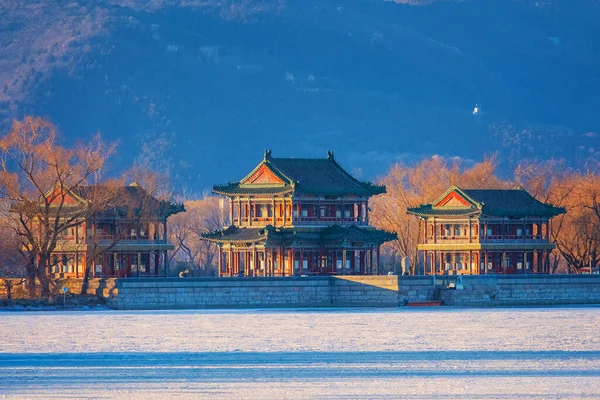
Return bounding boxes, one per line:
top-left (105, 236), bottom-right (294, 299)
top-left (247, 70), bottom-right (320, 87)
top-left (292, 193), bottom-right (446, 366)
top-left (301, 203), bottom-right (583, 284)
top-left (407, 301), bottom-right (443, 307)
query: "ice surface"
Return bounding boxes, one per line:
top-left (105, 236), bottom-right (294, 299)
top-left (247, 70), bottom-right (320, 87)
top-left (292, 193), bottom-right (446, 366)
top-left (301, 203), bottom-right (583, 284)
top-left (1, 307), bottom-right (600, 399)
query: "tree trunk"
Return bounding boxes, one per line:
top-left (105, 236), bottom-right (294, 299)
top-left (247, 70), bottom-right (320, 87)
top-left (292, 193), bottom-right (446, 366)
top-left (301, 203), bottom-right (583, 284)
top-left (39, 275), bottom-right (51, 299)
top-left (26, 270), bottom-right (37, 297)
top-left (37, 255), bottom-right (52, 300)
top-left (80, 257), bottom-right (94, 295)
top-left (1, 279), bottom-right (14, 305)
top-left (23, 254), bottom-right (38, 297)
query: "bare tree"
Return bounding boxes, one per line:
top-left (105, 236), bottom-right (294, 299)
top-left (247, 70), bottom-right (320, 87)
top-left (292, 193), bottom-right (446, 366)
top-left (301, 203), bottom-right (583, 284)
top-left (514, 159), bottom-right (572, 272)
top-left (516, 160), bottom-right (600, 273)
top-left (169, 196), bottom-right (226, 276)
top-left (0, 210), bottom-right (25, 304)
top-left (560, 169), bottom-right (600, 273)
top-left (0, 117), bottom-right (115, 298)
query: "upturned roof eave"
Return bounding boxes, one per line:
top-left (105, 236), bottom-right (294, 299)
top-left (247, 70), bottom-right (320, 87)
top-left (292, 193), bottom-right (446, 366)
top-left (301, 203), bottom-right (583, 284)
top-left (293, 185), bottom-right (386, 197)
top-left (326, 157), bottom-right (387, 195)
top-left (406, 207), bottom-right (481, 218)
top-left (213, 184), bottom-right (383, 197)
top-left (201, 225), bottom-right (396, 245)
top-left (481, 206), bottom-right (567, 218)
top-left (407, 206), bottom-right (565, 219)
top-left (213, 185), bottom-right (294, 197)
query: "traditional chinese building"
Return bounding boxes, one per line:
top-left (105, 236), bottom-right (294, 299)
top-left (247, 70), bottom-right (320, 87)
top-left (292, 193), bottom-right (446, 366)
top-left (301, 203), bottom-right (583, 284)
top-left (48, 184), bottom-right (183, 278)
top-left (203, 151), bottom-right (396, 277)
top-left (407, 186), bottom-right (565, 275)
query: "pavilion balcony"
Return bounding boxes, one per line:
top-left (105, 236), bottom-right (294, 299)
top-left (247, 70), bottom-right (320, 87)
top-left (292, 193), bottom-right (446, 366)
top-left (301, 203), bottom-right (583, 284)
top-left (427, 236), bottom-right (473, 244)
top-left (479, 235), bottom-right (547, 243)
top-left (237, 216), bottom-right (366, 227)
top-left (56, 236), bottom-right (86, 243)
top-left (243, 217), bottom-right (294, 225)
top-left (85, 235), bottom-right (168, 245)
top-left (427, 235), bottom-right (549, 244)
top-left (294, 216), bottom-right (364, 226)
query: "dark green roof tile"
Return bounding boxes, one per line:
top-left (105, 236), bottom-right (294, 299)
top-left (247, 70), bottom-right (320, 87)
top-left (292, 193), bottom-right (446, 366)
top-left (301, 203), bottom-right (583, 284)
top-left (202, 224), bottom-right (396, 246)
top-left (213, 152), bottom-right (385, 197)
top-left (213, 185), bottom-right (293, 196)
top-left (407, 186), bottom-right (565, 218)
top-left (203, 226), bottom-right (269, 243)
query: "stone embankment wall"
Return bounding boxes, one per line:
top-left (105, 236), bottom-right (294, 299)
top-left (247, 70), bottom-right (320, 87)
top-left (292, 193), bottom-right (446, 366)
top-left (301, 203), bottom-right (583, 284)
top-left (438, 275), bottom-right (600, 306)
top-left (104, 276), bottom-right (399, 310)
top-left (397, 276), bottom-right (438, 304)
top-left (0, 278), bottom-right (117, 299)
top-left (3, 275), bottom-right (600, 308)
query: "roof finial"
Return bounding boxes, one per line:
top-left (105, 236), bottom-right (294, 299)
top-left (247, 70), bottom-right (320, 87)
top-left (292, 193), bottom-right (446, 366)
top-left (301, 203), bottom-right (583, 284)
top-left (327, 150), bottom-right (334, 160)
top-left (264, 149), bottom-right (272, 160)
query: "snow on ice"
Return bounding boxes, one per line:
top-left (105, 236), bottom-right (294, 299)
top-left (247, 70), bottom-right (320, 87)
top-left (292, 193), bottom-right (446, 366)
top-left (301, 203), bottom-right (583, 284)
top-left (1, 307), bottom-right (600, 399)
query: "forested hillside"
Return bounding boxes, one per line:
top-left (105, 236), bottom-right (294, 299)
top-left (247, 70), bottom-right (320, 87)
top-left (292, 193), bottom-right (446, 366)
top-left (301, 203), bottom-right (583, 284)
top-left (2, 0), bottom-right (599, 192)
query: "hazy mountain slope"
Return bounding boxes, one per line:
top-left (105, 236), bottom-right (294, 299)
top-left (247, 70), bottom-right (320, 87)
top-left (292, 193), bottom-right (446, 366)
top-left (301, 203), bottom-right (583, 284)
top-left (1, 0), bottom-right (599, 193)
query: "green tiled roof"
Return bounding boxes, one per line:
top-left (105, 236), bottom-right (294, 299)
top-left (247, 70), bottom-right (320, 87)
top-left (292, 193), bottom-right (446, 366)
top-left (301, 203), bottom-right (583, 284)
top-left (319, 225), bottom-right (397, 245)
top-left (461, 188), bottom-right (564, 216)
top-left (202, 226), bottom-right (270, 243)
top-left (268, 156), bottom-right (385, 196)
top-left (405, 206), bottom-right (480, 217)
top-left (202, 224), bottom-right (396, 246)
top-left (213, 151), bottom-right (386, 197)
top-left (213, 185), bottom-right (293, 196)
top-left (66, 184), bottom-right (184, 218)
top-left (407, 186), bottom-right (566, 218)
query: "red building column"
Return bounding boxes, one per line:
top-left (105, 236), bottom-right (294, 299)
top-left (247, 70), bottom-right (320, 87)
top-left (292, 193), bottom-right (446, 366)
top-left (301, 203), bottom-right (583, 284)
top-left (248, 199), bottom-right (252, 227)
top-left (468, 250), bottom-right (473, 274)
top-left (218, 247), bottom-right (223, 277)
top-left (296, 201), bottom-right (301, 223)
top-left (484, 251), bottom-right (488, 274)
top-left (278, 247), bottom-right (283, 276)
top-left (228, 249), bottom-right (232, 277)
top-left (468, 219), bottom-right (472, 243)
top-left (361, 250), bottom-right (366, 274)
top-left (232, 251), bottom-right (237, 276)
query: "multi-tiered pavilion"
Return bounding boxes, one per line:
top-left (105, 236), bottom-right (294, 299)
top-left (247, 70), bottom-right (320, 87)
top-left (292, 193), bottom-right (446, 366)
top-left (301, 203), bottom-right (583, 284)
top-left (203, 150), bottom-right (395, 277)
top-left (407, 186), bottom-right (565, 275)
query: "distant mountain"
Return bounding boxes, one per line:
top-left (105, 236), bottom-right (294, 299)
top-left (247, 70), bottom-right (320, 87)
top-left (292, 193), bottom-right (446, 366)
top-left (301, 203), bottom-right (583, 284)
top-left (2, 0), bottom-right (599, 194)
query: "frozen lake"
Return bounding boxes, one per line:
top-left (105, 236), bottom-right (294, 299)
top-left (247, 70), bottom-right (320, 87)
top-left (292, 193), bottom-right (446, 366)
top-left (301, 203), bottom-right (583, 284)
top-left (1, 307), bottom-right (600, 399)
